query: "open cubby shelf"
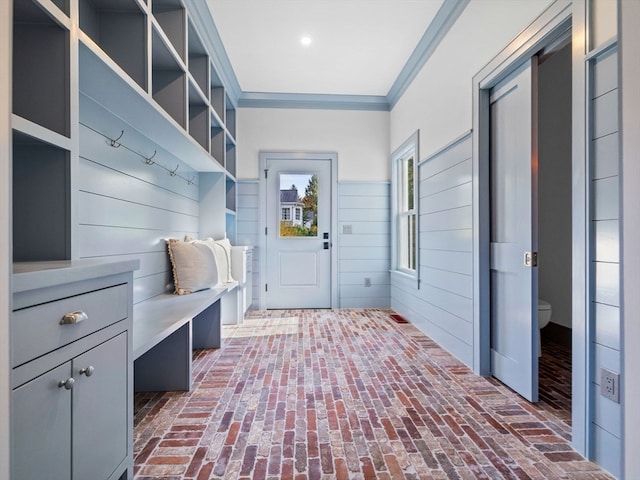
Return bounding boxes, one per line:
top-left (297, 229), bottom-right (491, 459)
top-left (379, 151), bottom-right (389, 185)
top-left (152, 27), bottom-right (186, 128)
top-left (79, 0), bottom-right (147, 89)
top-left (189, 81), bottom-right (209, 151)
top-left (13, 0), bottom-right (70, 137)
top-left (211, 126), bottom-right (225, 168)
top-left (13, 132), bottom-right (70, 262)
top-left (152, 0), bottom-right (186, 63)
top-left (188, 22), bottom-right (209, 97)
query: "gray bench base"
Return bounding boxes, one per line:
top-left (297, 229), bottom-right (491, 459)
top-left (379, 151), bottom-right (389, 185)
top-left (133, 285), bottom-right (236, 392)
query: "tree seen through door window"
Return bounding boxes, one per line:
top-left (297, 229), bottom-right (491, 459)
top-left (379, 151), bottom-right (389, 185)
top-left (279, 174), bottom-right (318, 237)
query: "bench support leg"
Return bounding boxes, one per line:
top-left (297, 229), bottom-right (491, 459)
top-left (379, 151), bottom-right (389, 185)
top-left (192, 300), bottom-right (221, 349)
top-left (134, 322), bottom-right (192, 392)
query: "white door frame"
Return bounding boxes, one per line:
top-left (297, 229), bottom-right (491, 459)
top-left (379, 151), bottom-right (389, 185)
top-left (472, 0), bottom-right (591, 455)
top-left (258, 151), bottom-right (338, 310)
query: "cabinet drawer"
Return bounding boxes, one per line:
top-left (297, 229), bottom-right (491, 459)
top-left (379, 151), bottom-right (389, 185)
top-left (12, 284), bottom-right (128, 367)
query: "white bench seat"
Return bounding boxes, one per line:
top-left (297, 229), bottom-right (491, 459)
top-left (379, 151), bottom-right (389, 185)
top-left (132, 282), bottom-right (237, 392)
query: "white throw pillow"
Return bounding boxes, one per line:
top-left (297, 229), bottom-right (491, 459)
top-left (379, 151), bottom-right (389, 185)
top-left (167, 238), bottom-right (219, 295)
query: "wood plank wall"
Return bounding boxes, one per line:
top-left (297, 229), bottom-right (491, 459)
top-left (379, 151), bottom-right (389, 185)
top-left (391, 133), bottom-right (473, 366)
top-left (590, 46), bottom-right (621, 477)
top-left (78, 95), bottom-right (200, 305)
top-left (235, 180), bottom-right (391, 309)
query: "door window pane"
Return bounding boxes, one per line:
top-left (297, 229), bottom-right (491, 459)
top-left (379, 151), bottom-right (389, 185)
top-left (279, 173), bottom-right (318, 237)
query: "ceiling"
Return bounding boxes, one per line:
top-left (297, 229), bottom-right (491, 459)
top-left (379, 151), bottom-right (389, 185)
top-left (205, 0), bottom-right (445, 97)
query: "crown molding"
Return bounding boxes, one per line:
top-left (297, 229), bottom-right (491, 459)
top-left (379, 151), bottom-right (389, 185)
top-left (238, 92), bottom-right (390, 111)
top-left (387, 0), bottom-right (470, 109)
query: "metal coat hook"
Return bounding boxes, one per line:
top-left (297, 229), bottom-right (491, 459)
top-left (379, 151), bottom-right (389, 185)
top-left (169, 164), bottom-right (179, 176)
top-left (108, 130), bottom-right (124, 148)
top-left (187, 176), bottom-right (195, 186)
top-left (144, 150), bottom-right (157, 165)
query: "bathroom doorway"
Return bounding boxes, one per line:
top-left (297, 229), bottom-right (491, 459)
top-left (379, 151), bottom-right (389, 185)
top-left (536, 40), bottom-right (573, 420)
top-left (485, 33), bottom-right (573, 408)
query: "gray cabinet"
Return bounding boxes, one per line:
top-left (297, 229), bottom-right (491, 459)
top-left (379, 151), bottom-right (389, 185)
top-left (11, 260), bottom-right (138, 480)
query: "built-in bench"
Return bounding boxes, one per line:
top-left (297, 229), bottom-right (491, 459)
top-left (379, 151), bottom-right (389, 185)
top-left (132, 282), bottom-right (238, 392)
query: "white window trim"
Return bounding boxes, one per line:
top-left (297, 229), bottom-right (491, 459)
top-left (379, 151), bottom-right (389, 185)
top-left (391, 131), bottom-right (419, 285)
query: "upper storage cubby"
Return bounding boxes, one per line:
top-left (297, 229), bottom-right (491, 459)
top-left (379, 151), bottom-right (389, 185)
top-left (188, 21), bottom-right (209, 99)
top-left (152, 26), bottom-right (186, 128)
top-left (189, 81), bottom-right (209, 151)
top-left (226, 94), bottom-right (236, 140)
top-left (210, 64), bottom-right (225, 124)
top-left (79, 0), bottom-right (147, 89)
top-left (13, 0), bottom-right (70, 137)
top-left (152, 0), bottom-right (186, 63)
top-left (13, 132), bottom-right (70, 262)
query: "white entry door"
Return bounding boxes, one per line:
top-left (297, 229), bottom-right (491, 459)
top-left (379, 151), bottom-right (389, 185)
top-left (489, 59), bottom-right (539, 402)
top-left (265, 157), bottom-right (332, 309)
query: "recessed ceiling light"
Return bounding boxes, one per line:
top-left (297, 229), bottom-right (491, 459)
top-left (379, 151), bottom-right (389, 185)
top-left (301, 36), bottom-right (312, 46)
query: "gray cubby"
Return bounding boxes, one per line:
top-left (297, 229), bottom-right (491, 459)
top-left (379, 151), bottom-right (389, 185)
top-left (13, 0), bottom-right (70, 137)
top-left (226, 176), bottom-right (236, 212)
top-left (13, 132), bottom-right (70, 262)
top-left (211, 125), bottom-right (225, 167)
top-left (188, 22), bottom-right (209, 98)
top-left (226, 95), bottom-right (236, 140)
top-left (152, 27), bottom-right (186, 128)
top-left (210, 64), bottom-right (225, 123)
top-left (152, 0), bottom-right (186, 63)
top-left (226, 134), bottom-right (236, 178)
top-left (79, 0), bottom-right (147, 89)
top-left (189, 81), bottom-right (209, 150)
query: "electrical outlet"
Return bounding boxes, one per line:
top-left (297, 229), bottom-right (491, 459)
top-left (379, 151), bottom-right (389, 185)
top-left (364, 277), bottom-right (371, 287)
top-left (600, 368), bottom-right (620, 403)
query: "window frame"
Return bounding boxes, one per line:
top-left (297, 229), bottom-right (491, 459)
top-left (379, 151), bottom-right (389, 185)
top-left (391, 131), bottom-right (419, 281)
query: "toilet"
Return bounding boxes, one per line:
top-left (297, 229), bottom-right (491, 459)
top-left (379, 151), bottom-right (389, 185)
top-left (538, 299), bottom-right (552, 356)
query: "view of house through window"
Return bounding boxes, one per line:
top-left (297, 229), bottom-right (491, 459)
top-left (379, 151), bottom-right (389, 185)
top-left (279, 173), bottom-right (318, 237)
top-left (396, 145), bottom-right (417, 272)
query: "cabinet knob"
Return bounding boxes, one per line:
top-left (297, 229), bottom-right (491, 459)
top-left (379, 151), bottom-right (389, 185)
top-left (58, 378), bottom-right (75, 390)
top-left (79, 366), bottom-right (95, 377)
top-left (60, 310), bottom-right (88, 325)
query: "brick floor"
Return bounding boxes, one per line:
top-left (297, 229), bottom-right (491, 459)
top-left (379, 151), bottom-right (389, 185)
top-left (133, 309), bottom-right (613, 479)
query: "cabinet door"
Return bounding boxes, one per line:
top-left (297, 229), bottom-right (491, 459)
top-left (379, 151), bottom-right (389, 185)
top-left (73, 333), bottom-right (128, 480)
top-left (11, 362), bottom-right (72, 480)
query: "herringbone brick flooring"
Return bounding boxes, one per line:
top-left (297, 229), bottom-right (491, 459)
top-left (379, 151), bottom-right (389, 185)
top-left (133, 309), bottom-right (612, 479)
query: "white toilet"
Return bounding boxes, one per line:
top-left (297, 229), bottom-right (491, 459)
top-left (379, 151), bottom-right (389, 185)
top-left (537, 299), bottom-right (552, 356)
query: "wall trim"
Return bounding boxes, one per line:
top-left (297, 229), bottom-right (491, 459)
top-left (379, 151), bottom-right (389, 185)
top-left (419, 129), bottom-right (472, 167)
top-left (387, 0), bottom-right (470, 109)
top-left (238, 92), bottom-right (390, 111)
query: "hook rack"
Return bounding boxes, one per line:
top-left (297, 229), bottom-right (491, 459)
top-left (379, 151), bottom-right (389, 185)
top-left (82, 123), bottom-right (198, 187)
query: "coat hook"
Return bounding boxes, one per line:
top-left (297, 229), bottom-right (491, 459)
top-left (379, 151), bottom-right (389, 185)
top-left (187, 176), bottom-right (195, 186)
top-left (169, 164), bottom-right (179, 176)
top-left (108, 130), bottom-right (124, 148)
top-left (145, 150), bottom-right (157, 165)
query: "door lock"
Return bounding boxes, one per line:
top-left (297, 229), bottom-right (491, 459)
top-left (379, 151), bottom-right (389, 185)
top-left (524, 251), bottom-right (538, 267)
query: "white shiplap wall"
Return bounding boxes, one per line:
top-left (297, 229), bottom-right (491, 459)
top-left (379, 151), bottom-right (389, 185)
top-left (338, 182), bottom-right (390, 308)
top-left (78, 96), bottom-right (200, 305)
top-left (236, 180), bottom-right (391, 309)
top-left (590, 46), bottom-right (621, 478)
top-left (391, 132), bottom-right (473, 366)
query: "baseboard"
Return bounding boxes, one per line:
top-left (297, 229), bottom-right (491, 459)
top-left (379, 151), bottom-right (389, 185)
top-left (541, 321), bottom-right (572, 348)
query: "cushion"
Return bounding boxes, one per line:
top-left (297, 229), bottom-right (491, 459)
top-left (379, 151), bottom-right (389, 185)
top-left (167, 238), bottom-right (219, 295)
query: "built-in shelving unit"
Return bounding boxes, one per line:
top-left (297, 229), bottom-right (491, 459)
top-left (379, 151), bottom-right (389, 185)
top-left (13, 0), bottom-right (240, 261)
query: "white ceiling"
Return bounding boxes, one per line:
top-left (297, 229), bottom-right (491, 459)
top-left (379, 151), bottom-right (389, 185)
top-left (205, 0), bottom-right (445, 97)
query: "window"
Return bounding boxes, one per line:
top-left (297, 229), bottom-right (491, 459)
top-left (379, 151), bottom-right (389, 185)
top-left (392, 132), bottom-right (419, 276)
top-left (295, 207), bottom-right (301, 221)
top-left (282, 208), bottom-right (290, 221)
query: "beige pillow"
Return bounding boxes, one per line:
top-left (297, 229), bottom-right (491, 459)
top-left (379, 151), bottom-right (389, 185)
top-left (167, 238), bottom-right (219, 295)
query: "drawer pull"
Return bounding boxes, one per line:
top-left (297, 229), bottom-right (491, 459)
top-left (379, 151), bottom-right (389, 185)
top-left (58, 378), bottom-right (75, 390)
top-left (60, 311), bottom-right (88, 325)
top-left (79, 366), bottom-right (95, 377)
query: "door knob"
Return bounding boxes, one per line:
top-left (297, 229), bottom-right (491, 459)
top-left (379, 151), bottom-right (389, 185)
top-left (79, 366), bottom-right (95, 377)
top-left (58, 378), bottom-right (75, 390)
